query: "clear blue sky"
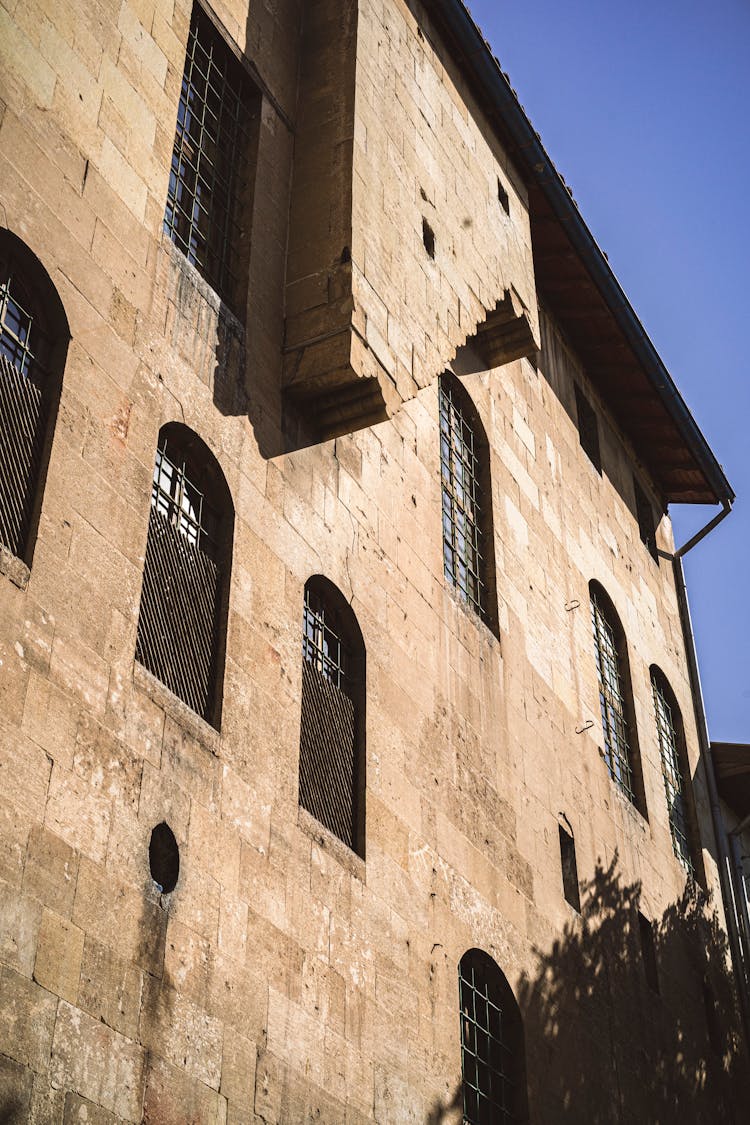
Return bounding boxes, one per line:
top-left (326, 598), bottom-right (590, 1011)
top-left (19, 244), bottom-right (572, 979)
top-left (466, 0), bottom-right (750, 740)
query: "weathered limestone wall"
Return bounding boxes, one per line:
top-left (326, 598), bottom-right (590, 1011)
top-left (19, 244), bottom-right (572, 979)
top-left (0, 0), bottom-right (744, 1122)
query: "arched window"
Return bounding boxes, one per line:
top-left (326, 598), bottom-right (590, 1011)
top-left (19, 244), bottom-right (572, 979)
top-left (298, 576), bottom-right (365, 856)
top-left (651, 666), bottom-right (701, 878)
top-left (438, 373), bottom-right (497, 632)
top-left (458, 948), bottom-right (528, 1124)
top-left (135, 423), bottom-right (233, 726)
top-left (0, 229), bottom-right (69, 566)
top-left (589, 582), bottom-right (646, 816)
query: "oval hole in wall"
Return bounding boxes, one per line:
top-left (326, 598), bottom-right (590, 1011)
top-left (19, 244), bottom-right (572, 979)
top-left (149, 822), bottom-right (179, 893)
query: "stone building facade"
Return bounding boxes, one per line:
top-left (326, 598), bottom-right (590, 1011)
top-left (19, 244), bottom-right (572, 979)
top-left (0, 0), bottom-right (747, 1121)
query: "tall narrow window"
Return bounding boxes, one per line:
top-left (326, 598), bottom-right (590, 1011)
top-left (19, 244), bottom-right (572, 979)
top-left (135, 424), bottom-right (233, 726)
top-left (637, 911), bottom-right (660, 994)
top-left (634, 477), bottom-right (659, 561)
top-left (590, 582), bottom-right (646, 815)
top-left (651, 668), bottom-right (700, 877)
top-left (164, 5), bottom-right (258, 309)
top-left (458, 949), bottom-right (528, 1124)
top-left (575, 385), bottom-right (601, 473)
top-left (559, 823), bottom-right (581, 912)
top-left (0, 230), bottom-right (68, 566)
top-left (439, 374), bottom-right (497, 630)
top-left (299, 577), bottom-right (365, 856)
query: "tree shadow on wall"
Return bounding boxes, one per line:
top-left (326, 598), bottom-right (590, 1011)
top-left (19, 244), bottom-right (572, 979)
top-left (518, 856), bottom-right (750, 1124)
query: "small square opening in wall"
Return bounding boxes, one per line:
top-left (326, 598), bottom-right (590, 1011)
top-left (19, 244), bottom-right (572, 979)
top-left (497, 177), bottom-right (510, 215)
top-left (422, 218), bottom-right (435, 259)
top-left (559, 824), bottom-right (581, 912)
top-left (638, 911), bottom-right (659, 994)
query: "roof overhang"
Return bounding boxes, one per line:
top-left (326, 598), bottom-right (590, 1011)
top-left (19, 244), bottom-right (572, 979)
top-left (712, 743), bottom-right (750, 822)
top-left (426, 0), bottom-right (734, 506)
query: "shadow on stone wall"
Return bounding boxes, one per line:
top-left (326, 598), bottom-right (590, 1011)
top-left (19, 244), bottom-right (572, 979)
top-left (424, 855), bottom-right (749, 1124)
top-left (518, 855), bottom-right (750, 1124)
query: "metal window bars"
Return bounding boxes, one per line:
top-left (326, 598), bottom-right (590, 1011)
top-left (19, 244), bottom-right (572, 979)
top-left (302, 585), bottom-right (349, 693)
top-left (0, 272), bottom-right (37, 379)
top-left (163, 6), bottom-right (252, 304)
top-left (439, 378), bottom-right (486, 619)
top-left (652, 675), bottom-right (694, 875)
top-left (591, 591), bottom-right (635, 803)
top-left (459, 955), bottom-right (517, 1124)
top-left (151, 441), bottom-right (219, 558)
top-left (135, 437), bottom-right (224, 722)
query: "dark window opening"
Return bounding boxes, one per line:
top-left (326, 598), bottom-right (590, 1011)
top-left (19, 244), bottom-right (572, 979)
top-left (638, 911), bottom-right (659, 994)
top-left (559, 824), bottom-right (581, 912)
top-left (703, 977), bottom-right (722, 1055)
top-left (497, 177), bottom-right (510, 215)
top-left (439, 374), bottom-right (497, 632)
top-left (422, 217), bottom-right (435, 259)
top-left (0, 230), bottom-right (69, 566)
top-left (575, 385), bottom-right (601, 473)
top-left (299, 577), bottom-right (365, 857)
top-left (459, 949), bottom-right (528, 1125)
top-left (634, 477), bottom-right (659, 561)
top-left (590, 582), bottom-right (646, 816)
top-left (135, 423), bottom-right (233, 726)
top-left (651, 668), bottom-right (702, 881)
top-left (164, 5), bottom-right (259, 311)
top-left (149, 822), bottom-right (180, 893)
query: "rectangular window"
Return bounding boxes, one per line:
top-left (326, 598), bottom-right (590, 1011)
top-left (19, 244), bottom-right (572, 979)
top-left (638, 912), bottom-right (659, 994)
top-left (164, 5), bottom-right (255, 309)
top-left (575, 385), bottom-right (601, 473)
top-left (559, 824), bottom-right (581, 912)
top-left (634, 478), bottom-right (659, 561)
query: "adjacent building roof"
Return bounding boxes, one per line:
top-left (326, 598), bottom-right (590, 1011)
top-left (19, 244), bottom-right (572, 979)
top-left (429, 0), bottom-right (734, 506)
top-left (712, 743), bottom-right (750, 821)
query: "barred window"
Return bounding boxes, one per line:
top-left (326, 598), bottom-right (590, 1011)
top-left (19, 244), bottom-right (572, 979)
top-left (459, 949), bottom-right (528, 1125)
top-left (590, 583), bottom-right (646, 814)
top-left (651, 668), bottom-right (698, 877)
top-left (164, 5), bottom-right (257, 309)
top-left (299, 577), bottom-right (365, 856)
top-left (0, 230), bottom-right (68, 565)
top-left (439, 374), bottom-right (496, 629)
top-left (135, 424), bottom-right (233, 726)
top-left (575, 385), bottom-right (601, 473)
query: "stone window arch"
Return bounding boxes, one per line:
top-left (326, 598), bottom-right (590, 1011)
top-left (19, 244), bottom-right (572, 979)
top-left (135, 422), bottom-right (233, 726)
top-left (589, 581), bottom-right (647, 816)
top-left (458, 948), bottom-right (528, 1124)
top-left (0, 229), bottom-right (69, 567)
top-left (438, 372), bottom-right (498, 633)
top-left (299, 576), bottom-right (366, 856)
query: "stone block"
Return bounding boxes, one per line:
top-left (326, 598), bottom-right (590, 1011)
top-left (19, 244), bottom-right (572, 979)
top-left (50, 1000), bottom-right (146, 1122)
top-left (0, 965), bottom-right (57, 1070)
top-left (33, 908), bottom-right (84, 1002)
top-left (77, 935), bottom-right (144, 1040)
top-left (23, 825), bottom-right (80, 917)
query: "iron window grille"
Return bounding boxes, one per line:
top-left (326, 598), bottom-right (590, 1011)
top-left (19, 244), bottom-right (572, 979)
top-left (135, 430), bottom-right (229, 725)
top-left (591, 590), bottom-right (635, 803)
top-left (575, 385), bottom-right (601, 473)
top-left (459, 952), bottom-right (520, 1124)
top-left (298, 580), bottom-right (364, 855)
top-left (439, 378), bottom-right (486, 619)
top-left (164, 5), bottom-right (253, 306)
top-left (0, 260), bottom-right (52, 561)
top-left (302, 585), bottom-right (349, 692)
top-left (652, 674), bottom-right (694, 876)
